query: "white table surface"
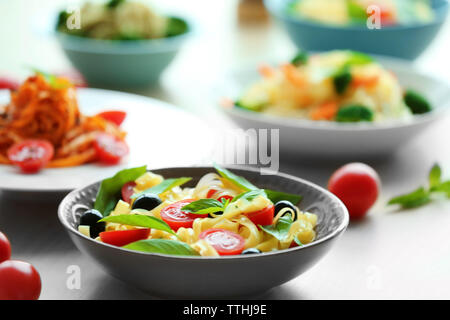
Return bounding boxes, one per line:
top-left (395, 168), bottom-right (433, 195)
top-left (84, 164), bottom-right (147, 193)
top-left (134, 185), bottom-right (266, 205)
top-left (0, 0), bottom-right (449, 300)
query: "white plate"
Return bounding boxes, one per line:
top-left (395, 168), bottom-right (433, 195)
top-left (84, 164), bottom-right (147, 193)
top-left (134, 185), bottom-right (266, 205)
top-left (0, 88), bottom-right (213, 192)
top-left (221, 56), bottom-right (450, 158)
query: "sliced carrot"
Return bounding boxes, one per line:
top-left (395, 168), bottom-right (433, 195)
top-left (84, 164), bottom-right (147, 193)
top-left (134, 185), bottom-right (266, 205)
top-left (258, 64), bottom-right (276, 78)
top-left (281, 64), bottom-right (305, 87)
top-left (310, 102), bottom-right (339, 121)
top-left (352, 75), bottom-right (379, 88)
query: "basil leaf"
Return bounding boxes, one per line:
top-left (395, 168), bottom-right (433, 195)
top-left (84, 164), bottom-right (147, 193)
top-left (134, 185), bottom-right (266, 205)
top-left (260, 215), bottom-right (293, 241)
top-left (336, 105), bottom-right (374, 122)
top-left (231, 189), bottom-right (267, 203)
top-left (99, 214), bottom-right (176, 236)
top-left (181, 199), bottom-right (224, 215)
top-left (347, 1), bottom-right (367, 23)
top-left (263, 189), bottom-right (302, 205)
top-left (388, 187), bottom-right (431, 209)
top-left (431, 181), bottom-right (450, 198)
top-left (345, 51), bottom-right (373, 65)
top-left (31, 68), bottom-right (71, 89)
top-left (214, 163), bottom-right (258, 191)
top-left (131, 177), bottom-right (192, 200)
top-left (107, 0), bottom-right (125, 8)
top-left (123, 239), bottom-right (199, 256)
top-left (94, 166), bottom-right (147, 217)
top-left (333, 66), bottom-right (352, 95)
top-left (404, 89), bottom-right (432, 114)
top-left (291, 51), bottom-right (308, 66)
top-left (429, 164), bottom-right (442, 189)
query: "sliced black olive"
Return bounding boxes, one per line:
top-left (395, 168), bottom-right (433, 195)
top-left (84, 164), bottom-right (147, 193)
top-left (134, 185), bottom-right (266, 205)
top-left (242, 248), bottom-right (261, 255)
top-left (132, 193), bottom-right (162, 211)
top-left (79, 209), bottom-right (105, 238)
top-left (274, 200), bottom-right (297, 220)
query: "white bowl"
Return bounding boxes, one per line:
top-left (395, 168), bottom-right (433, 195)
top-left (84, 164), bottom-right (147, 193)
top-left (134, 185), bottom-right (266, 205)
top-left (221, 56), bottom-right (450, 159)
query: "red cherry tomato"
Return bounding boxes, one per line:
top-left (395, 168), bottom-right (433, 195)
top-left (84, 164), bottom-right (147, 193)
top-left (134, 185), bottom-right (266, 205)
top-left (160, 199), bottom-right (208, 232)
top-left (97, 110), bottom-right (127, 126)
top-left (0, 260), bottom-right (41, 300)
top-left (199, 228), bottom-right (245, 255)
top-left (93, 133), bottom-right (129, 165)
top-left (0, 232), bottom-right (11, 263)
top-left (206, 189), bottom-right (217, 198)
top-left (100, 228), bottom-right (150, 247)
top-left (7, 140), bottom-right (54, 174)
top-left (245, 204), bottom-right (275, 226)
top-left (217, 195), bottom-right (234, 203)
top-left (121, 181), bottom-right (136, 203)
top-left (328, 162), bottom-right (380, 220)
top-left (0, 77), bottom-right (19, 90)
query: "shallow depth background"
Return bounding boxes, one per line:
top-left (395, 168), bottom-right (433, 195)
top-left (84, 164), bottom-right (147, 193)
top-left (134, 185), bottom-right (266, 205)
top-left (0, 0), bottom-right (449, 299)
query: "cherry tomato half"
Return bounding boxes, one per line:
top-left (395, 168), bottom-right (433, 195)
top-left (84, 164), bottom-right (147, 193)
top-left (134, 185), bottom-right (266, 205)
top-left (199, 228), bottom-right (245, 256)
top-left (97, 110), bottom-right (127, 126)
top-left (328, 162), bottom-right (380, 220)
top-left (245, 204), bottom-right (275, 226)
top-left (160, 199), bottom-right (208, 232)
top-left (7, 140), bottom-right (54, 174)
top-left (94, 133), bottom-right (129, 165)
top-left (121, 181), bottom-right (136, 203)
top-left (0, 232), bottom-right (11, 263)
top-left (0, 77), bottom-right (19, 91)
top-left (0, 260), bottom-right (41, 300)
top-left (100, 228), bottom-right (150, 247)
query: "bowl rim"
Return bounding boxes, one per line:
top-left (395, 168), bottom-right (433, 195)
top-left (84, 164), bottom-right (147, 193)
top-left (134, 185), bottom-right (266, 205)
top-left (219, 53), bottom-right (450, 132)
top-left (58, 165), bottom-right (349, 261)
top-left (264, 0), bottom-right (450, 31)
top-left (55, 15), bottom-right (194, 54)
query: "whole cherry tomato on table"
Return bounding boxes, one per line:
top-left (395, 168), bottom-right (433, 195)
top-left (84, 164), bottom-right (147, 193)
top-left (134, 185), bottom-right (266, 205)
top-left (0, 232), bottom-right (11, 263)
top-left (7, 140), bottom-right (54, 174)
top-left (0, 260), bottom-right (42, 300)
top-left (328, 162), bottom-right (380, 220)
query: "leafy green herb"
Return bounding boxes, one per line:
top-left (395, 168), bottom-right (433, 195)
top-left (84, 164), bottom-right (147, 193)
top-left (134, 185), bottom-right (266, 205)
top-left (347, 1), bottom-right (368, 23)
top-left (213, 163), bottom-right (302, 205)
top-left (123, 239), bottom-right (200, 256)
top-left (94, 166), bottom-right (147, 217)
top-left (181, 199), bottom-right (225, 215)
top-left (264, 189), bottom-right (302, 206)
top-left (388, 164), bottom-right (450, 209)
top-left (260, 215), bottom-right (293, 241)
top-left (404, 90), bottom-right (432, 114)
top-left (107, 0), bottom-right (125, 9)
top-left (333, 66), bottom-right (352, 95)
top-left (344, 51), bottom-right (373, 65)
top-left (56, 10), bottom-right (70, 29)
top-left (291, 51), bottom-right (309, 66)
top-left (231, 189), bottom-right (267, 203)
top-left (30, 68), bottom-right (71, 90)
top-left (166, 17), bottom-right (189, 37)
top-left (99, 214), bottom-right (176, 236)
top-left (235, 100), bottom-right (266, 112)
top-left (336, 104), bottom-right (374, 122)
top-left (131, 177), bottom-right (192, 200)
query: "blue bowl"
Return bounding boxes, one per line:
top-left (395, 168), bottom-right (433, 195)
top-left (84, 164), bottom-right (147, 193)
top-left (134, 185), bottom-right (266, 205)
top-left (55, 17), bottom-right (191, 89)
top-left (264, 0), bottom-right (449, 60)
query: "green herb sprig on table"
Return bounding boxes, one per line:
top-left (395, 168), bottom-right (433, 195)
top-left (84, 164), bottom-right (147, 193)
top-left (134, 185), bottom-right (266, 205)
top-left (388, 164), bottom-right (450, 209)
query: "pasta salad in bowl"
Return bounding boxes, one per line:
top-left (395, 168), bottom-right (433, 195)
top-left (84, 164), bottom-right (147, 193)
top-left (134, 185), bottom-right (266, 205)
top-left (58, 165), bottom-right (348, 297)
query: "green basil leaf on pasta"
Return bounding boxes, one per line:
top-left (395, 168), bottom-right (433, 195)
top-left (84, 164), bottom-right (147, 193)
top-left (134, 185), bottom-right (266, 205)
top-left (293, 236), bottom-right (303, 247)
top-left (213, 163), bottom-right (258, 191)
top-left (263, 189), bottom-right (302, 205)
top-left (131, 177), bottom-right (192, 200)
top-left (94, 166), bottom-right (147, 217)
top-left (99, 214), bottom-right (176, 236)
top-left (260, 215), bottom-right (293, 241)
top-left (123, 239), bottom-right (200, 256)
top-left (181, 199), bottom-right (224, 215)
top-left (231, 189), bottom-right (267, 203)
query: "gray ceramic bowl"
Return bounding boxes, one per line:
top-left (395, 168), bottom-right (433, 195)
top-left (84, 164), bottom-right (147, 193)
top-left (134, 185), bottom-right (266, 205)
top-left (55, 17), bottom-right (191, 88)
top-left (58, 166), bottom-right (349, 298)
top-left (265, 0), bottom-right (449, 60)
